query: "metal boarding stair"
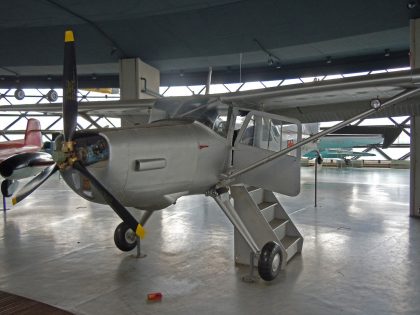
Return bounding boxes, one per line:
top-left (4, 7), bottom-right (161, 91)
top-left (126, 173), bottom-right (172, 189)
top-left (229, 184), bottom-right (303, 270)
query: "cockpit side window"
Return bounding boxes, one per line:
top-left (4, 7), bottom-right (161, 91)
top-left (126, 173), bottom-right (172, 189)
top-left (238, 114), bottom-right (298, 156)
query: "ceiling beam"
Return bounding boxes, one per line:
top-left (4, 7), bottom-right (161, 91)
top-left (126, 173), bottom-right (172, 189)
top-left (0, 51), bottom-right (409, 88)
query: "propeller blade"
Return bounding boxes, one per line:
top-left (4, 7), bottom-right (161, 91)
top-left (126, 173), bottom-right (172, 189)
top-left (0, 152), bottom-right (54, 178)
top-left (72, 161), bottom-right (146, 239)
top-left (63, 30), bottom-right (78, 142)
top-left (12, 164), bottom-right (59, 205)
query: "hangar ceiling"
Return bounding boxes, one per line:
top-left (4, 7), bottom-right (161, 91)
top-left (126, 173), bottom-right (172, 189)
top-left (0, 0), bottom-right (419, 87)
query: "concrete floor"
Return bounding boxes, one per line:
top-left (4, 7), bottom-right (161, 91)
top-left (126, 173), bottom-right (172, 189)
top-left (0, 167), bottom-right (419, 315)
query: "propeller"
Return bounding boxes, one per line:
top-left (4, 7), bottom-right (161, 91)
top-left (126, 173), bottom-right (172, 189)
top-left (3, 30), bottom-right (145, 239)
top-left (62, 30), bottom-right (78, 143)
top-left (12, 164), bottom-right (58, 204)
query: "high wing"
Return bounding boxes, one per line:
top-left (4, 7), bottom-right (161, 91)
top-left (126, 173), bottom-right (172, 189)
top-left (0, 99), bottom-right (154, 116)
top-left (1, 69), bottom-right (420, 121)
top-left (219, 69), bottom-right (420, 122)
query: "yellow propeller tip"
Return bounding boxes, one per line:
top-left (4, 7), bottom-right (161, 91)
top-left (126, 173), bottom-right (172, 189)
top-left (64, 31), bottom-right (74, 43)
top-left (135, 224), bottom-right (146, 239)
top-left (12, 197), bottom-right (17, 205)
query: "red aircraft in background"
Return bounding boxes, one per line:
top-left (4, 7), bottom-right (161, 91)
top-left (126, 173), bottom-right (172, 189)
top-left (1, 119), bottom-right (45, 198)
top-left (0, 118), bottom-right (42, 162)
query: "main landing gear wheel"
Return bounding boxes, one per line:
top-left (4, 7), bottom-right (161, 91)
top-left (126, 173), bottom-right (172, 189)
top-left (1, 179), bottom-right (13, 197)
top-left (258, 241), bottom-right (282, 281)
top-left (114, 222), bottom-right (137, 252)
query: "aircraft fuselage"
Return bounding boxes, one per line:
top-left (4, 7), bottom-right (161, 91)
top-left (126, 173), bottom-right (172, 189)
top-left (61, 120), bottom-right (230, 210)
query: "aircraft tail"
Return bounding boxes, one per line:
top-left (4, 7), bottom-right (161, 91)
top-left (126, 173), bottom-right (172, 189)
top-left (24, 119), bottom-right (42, 148)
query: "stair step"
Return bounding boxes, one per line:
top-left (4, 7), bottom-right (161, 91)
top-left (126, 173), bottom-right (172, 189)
top-left (281, 236), bottom-right (301, 262)
top-left (258, 202), bottom-right (276, 221)
top-left (269, 218), bottom-right (288, 240)
top-left (247, 187), bottom-right (264, 204)
top-left (246, 186), bottom-right (259, 192)
top-left (258, 201), bottom-right (276, 210)
top-left (231, 185), bottom-right (303, 269)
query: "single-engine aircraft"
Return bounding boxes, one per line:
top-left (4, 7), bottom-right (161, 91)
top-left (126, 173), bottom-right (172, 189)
top-left (0, 118), bottom-right (46, 197)
top-left (1, 31), bottom-right (420, 281)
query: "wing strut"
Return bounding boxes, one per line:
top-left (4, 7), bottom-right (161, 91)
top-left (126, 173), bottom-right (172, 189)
top-left (222, 87), bottom-right (420, 182)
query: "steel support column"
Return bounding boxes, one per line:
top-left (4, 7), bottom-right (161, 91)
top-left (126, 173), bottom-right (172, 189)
top-left (410, 116), bottom-right (420, 217)
top-left (410, 19), bottom-right (420, 218)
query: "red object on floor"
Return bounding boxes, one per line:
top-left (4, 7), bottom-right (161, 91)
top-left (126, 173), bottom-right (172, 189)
top-left (147, 292), bottom-right (163, 301)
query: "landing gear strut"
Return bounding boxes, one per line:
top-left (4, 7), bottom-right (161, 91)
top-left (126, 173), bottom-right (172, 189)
top-left (114, 210), bottom-right (153, 256)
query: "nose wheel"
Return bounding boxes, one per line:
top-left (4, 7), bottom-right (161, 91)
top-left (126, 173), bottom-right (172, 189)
top-left (114, 222), bottom-right (137, 251)
top-left (114, 212), bottom-right (153, 256)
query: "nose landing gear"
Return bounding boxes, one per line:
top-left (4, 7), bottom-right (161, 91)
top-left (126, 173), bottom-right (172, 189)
top-left (114, 222), bottom-right (137, 251)
top-left (113, 210), bottom-right (153, 257)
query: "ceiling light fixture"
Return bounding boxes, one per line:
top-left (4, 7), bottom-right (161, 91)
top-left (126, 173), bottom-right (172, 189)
top-left (408, 1), bottom-right (417, 9)
top-left (370, 98), bottom-right (381, 109)
top-left (384, 49), bottom-right (391, 57)
top-left (47, 90), bottom-right (58, 102)
top-left (326, 56), bottom-right (332, 64)
top-left (253, 39), bottom-right (282, 68)
top-left (14, 89), bottom-right (25, 100)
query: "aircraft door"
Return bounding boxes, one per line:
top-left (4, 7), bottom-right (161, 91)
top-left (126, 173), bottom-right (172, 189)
top-left (232, 111), bottom-right (302, 196)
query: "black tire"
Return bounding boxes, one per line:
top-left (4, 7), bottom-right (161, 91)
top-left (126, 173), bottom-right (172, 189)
top-left (1, 179), bottom-right (13, 197)
top-left (258, 241), bottom-right (282, 281)
top-left (114, 222), bottom-right (137, 252)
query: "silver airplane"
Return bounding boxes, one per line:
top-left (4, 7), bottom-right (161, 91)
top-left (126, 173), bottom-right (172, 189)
top-left (1, 30), bottom-right (420, 281)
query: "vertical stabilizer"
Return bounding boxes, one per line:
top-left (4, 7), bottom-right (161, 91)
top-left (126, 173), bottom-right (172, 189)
top-left (24, 119), bottom-right (42, 148)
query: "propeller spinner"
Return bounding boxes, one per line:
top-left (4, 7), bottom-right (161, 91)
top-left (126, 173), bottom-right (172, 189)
top-left (0, 30), bottom-right (145, 239)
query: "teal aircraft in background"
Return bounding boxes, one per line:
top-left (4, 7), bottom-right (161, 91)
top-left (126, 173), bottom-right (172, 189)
top-left (303, 125), bottom-right (402, 160)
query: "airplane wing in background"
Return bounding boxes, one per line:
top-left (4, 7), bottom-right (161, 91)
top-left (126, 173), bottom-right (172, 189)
top-left (304, 149), bottom-right (376, 160)
top-left (325, 125), bottom-right (403, 148)
top-left (1, 69), bottom-right (420, 122)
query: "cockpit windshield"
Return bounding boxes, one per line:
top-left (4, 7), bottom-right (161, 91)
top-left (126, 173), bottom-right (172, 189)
top-left (149, 98), bottom-right (229, 137)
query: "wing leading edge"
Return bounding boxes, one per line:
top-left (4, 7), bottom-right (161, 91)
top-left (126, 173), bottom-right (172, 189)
top-left (1, 69), bottom-right (420, 122)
